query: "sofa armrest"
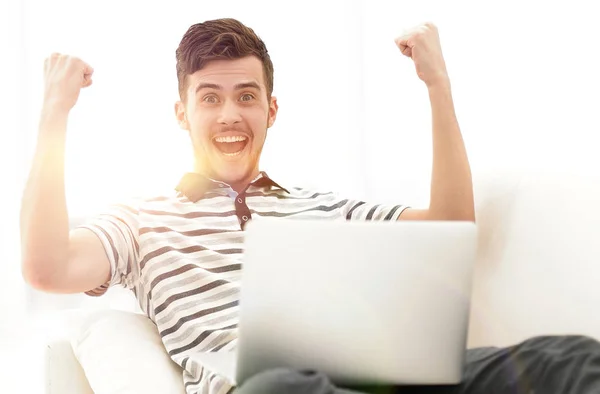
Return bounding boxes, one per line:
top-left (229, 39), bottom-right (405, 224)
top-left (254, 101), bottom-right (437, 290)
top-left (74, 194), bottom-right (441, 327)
top-left (45, 339), bottom-right (93, 394)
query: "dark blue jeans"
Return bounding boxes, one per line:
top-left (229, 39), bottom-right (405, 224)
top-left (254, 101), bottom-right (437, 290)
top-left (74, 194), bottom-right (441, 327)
top-left (235, 335), bottom-right (600, 394)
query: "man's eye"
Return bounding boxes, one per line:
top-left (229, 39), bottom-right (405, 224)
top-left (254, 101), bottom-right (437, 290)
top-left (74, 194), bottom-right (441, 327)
top-left (203, 95), bottom-right (218, 103)
top-left (240, 94), bottom-right (255, 102)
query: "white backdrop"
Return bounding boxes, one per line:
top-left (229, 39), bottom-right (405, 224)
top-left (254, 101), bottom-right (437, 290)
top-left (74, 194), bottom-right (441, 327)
top-left (0, 0), bottom-right (27, 342)
top-left (1, 0), bottom-right (600, 384)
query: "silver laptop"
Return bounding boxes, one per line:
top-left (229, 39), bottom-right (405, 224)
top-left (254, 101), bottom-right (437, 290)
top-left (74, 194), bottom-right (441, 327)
top-left (196, 218), bottom-right (477, 387)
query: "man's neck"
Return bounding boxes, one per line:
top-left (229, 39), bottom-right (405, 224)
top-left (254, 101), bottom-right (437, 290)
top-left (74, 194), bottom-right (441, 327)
top-left (194, 169), bottom-right (261, 194)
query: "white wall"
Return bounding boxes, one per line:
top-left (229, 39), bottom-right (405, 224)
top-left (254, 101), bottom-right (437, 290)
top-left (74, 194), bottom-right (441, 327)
top-left (3, 0), bottom-right (600, 349)
top-left (361, 0), bottom-right (600, 206)
top-left (0, 0), bottom-right (27, 343)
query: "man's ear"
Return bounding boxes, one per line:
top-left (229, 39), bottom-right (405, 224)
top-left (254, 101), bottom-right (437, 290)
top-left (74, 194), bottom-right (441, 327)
top-left (267, 96), bottom-right (278, 129)
top-left (175, 100), bottom-right (189, 131)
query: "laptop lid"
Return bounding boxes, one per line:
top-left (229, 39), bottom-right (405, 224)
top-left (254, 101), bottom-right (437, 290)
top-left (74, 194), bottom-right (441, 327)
top-left (235, 218), bottom-right (477, 386)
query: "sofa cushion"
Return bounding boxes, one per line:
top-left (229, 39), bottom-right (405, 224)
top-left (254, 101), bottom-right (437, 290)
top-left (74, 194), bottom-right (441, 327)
top-left (71, 309), bottom-right (185, 393)
top-left (468, 169), bottom-right (600, 348)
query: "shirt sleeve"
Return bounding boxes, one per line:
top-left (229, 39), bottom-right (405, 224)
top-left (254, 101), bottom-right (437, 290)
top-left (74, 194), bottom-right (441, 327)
top-left (341, 199), bottom-right (410, 221)
top-left (76, 200), bottom-right (141, 297)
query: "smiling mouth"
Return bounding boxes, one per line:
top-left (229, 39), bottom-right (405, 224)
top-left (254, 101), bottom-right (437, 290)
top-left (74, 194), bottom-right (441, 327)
top-left (212, 135), bottom-right (249, 156)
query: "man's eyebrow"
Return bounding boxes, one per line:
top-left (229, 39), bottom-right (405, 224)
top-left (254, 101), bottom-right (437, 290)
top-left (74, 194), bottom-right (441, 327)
top-left (195, 83), bottom-right (222, 94)
top-left (234, 82), bottom-right (261, 91)
top-left (195, 82), bottom-right (261, 94)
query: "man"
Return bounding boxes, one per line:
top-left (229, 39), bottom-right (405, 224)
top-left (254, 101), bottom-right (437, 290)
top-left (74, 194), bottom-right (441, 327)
top-left (20, 17), bottom-right (600, 394)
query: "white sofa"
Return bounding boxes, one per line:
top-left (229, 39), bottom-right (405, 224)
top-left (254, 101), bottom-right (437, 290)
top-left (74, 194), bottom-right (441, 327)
top-left (42, 169), bottom-right (600, 393)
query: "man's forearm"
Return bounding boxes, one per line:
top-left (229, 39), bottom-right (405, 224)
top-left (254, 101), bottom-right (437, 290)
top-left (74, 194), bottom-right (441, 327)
top-left (20, 108), bottom-right (71, 282)
top-left (427, 79), bottom-right (475, 221)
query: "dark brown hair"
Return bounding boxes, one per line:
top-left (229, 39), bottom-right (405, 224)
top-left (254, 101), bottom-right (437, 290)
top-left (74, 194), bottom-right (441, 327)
top-left (176, 18), bottom-right (274, 101)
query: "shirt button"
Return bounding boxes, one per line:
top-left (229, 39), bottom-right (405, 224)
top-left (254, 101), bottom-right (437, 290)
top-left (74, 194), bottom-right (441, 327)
top-left (242, 216), bottom-right (249, 221)
top-left (237, 198), bottom-right (243, 203)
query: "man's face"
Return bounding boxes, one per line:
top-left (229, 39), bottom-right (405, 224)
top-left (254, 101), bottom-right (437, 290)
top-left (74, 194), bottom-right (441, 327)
top-left (175, 56), bottom-right (278, 189)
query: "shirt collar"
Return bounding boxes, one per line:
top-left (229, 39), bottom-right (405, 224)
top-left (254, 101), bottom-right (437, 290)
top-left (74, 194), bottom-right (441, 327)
top-left (174, 171), bottom-right (289, 202)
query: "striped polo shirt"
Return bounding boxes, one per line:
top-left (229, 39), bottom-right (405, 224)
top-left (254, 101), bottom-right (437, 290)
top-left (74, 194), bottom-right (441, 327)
top-left (80, 171), bottom-right (408, 394)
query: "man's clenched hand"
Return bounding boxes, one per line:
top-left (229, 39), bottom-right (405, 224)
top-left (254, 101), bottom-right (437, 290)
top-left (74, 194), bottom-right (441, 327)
top-left (395, 23), bottom-right (449, 88)
top-left (43, 53), bottom-right (94, 113)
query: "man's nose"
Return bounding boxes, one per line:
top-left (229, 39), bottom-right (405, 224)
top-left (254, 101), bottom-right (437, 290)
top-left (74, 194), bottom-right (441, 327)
top-left (217, 100), bottom-right (242, 125)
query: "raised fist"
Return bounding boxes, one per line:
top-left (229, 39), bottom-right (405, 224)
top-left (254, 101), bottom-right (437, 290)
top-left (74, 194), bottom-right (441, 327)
top-left (43, 53), bottom-right (94, 112)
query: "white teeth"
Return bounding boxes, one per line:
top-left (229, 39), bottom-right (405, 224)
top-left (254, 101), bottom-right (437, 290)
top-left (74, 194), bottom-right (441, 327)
top-left (214, 135), bottom-right (247, 143)
top-left (223, 151), bottom-right (242, 157)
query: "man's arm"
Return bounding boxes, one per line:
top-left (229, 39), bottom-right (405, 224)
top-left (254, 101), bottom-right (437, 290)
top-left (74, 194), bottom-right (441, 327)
top-left (20, 53), bottom-right (110, 293)
top-left (394, 23), bottom-right (475, 222)
top-left (400, 79), bottom-right (474, 222)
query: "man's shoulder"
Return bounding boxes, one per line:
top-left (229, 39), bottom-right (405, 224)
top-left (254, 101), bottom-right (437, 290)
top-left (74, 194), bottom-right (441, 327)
top-left (107, 191), bottom-right (184, 213)
top-left (280, 185), bottom-right (340, 199)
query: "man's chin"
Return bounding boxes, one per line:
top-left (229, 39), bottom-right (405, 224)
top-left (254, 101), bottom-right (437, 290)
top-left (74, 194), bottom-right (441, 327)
top-left (201, 151), bottom-right (260, 188)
